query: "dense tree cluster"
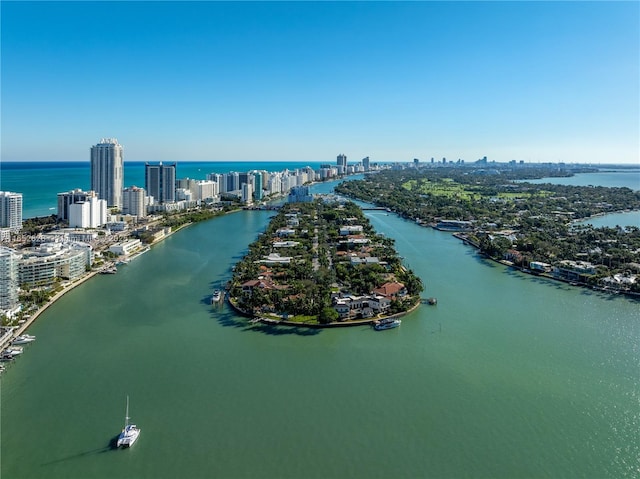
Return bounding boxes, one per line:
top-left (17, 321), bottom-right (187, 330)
top-left (336, 166), bottom-right (640, 292)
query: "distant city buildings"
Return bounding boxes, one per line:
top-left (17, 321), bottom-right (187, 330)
top-left (175, 179), bottom-right (218, 202)
top-left (90, 138), bottom-right (124, 209)
top-left (145, 163), bottom-right (176, 204)
top-left (0, 191), bottom-right (23, 232)
top-left (362, 157), bottom-right (370, 171)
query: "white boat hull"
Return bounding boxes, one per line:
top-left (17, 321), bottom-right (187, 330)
top-left (117, 425), bottom-right (140, 448)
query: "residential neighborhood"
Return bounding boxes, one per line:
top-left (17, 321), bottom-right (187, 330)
top-left (229, 199), bottom-right (423, 325)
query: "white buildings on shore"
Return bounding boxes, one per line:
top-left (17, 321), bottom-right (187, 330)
top-left (57, 189), bottom-right (108, 228)
top-left (68, 196), bottom-right (108, 228)
top-left (0, 246), bottom-right (20, 314)
top-left (0, 191), bottom-right (23, 233)
top-left (108, 239), bottom-right (142, 256)
top-left (19, 242), bottom-right (92, 288)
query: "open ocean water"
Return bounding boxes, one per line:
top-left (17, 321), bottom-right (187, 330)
top-left (0, 161), bottom-right (324, 219)
top-left (0, 166), bottom-right (639, 478)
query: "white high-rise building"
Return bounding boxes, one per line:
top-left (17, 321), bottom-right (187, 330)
top-left (0, 191), bottom-right (23, 232)
top-left (68, 196), bottom-right (107, 228)
top-left (91, 138), bottom-right (124, 209)
top-left (242, 183), bottom-right (253, 204)
top-left (57, 189), bottom-right (100, 222)
top-left (122, 186), bottom-right (147, 217)
top-left (68, 202), bottom-right (90, 228)
top-left (0, 246), bottom-right (20, 313)
top-left (207, 173), bottom-right (226, 194)
top-left (195, 180), bottom-right (218, 201)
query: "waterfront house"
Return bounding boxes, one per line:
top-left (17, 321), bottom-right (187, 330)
top-left (259, 253), bottom-right (292, 265)
top-left (272, 241), bottom-right (300, 248)
top-left (339, 225), bottom-right (363, 236)
top-left (435, 220), bottom-right (474, 231)
top-left (332, 293), bottom-right (392, 319)
top-left (504, 249), bottom-right (524, 264)
top-left (530, 261), bottom-right (551, 273)
top-left (276, 227), bottom-right (296, 237)
top-left (241, 277), bottom-right (287, 295)
top-left (373, 281), bottom-right (407, 299)
top-left (553, 260), bottom-right (596, 282)
top-left (368, 294), bottom-right (391, 313)
top-left (349, 256), bottom-right (380, 266)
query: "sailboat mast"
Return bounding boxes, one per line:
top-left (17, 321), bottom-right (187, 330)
top-left (124, 395), bottom-right (130, 428)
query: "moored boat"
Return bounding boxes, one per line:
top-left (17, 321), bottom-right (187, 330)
top-left (211, 289), bottom-right (223, 304)
top-left (12, 334), bottom-right (36, 345)
top-left (0, 353), bottom-right (14, 362)
top-left (374, 318), bottom-right (401, 330)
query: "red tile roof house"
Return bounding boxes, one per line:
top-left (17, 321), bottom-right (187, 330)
top-left (241, 278), bottom-right (287, 295)
top-left (373, 281), bottom-right (407, 299)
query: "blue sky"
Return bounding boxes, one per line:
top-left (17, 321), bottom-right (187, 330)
top-left (1, 1), bottom-right (638, 164)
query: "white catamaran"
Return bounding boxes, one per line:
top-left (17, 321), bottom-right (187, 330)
top-left (116, 395), bottom-right (140, 448)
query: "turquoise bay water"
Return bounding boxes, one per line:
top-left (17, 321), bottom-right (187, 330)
top-left (524, 168), bottom-right (640, 191)
top-left (1, 177), bottom-right (639, 478)
top-left (580, 210), bottom-right (640, 229)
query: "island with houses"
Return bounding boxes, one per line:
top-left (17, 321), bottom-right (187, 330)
top-left (227, 198), bottom-right (424, 327)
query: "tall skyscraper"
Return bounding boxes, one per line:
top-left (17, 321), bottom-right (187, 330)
top-left (225, 172), bottom-right (240, 192)
top-left (0, 191), bottom-right (23, 232)
top-left (362, 156), bottom-right (370, 171)
top-left (253, 172), bottom-right (263, 201)
top-left (0, 246), bottom-right (20, 313)
top-left (145, 163), bottom-right (176, 204)
top-left (337, 153), bottom-right (347, 169)
top-left (90, 138), bottom-right (124, 209)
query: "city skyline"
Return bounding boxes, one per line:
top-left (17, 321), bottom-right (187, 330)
top-left (1, 1), bottom-right (638, 165)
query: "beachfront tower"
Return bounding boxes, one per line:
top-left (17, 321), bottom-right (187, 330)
top-left (123, 186), bottom-right (147, 217)
top-left (90, 138), bottom-right (124, 209)
top-left (0, 246), bottom-right (20, 313)
top-left (337, 153), bottom-right (347, 169)
top-left (0, 192), bottom-right (23, 232)
top-left (145, 163), bottom-right (176, 204)
top-left (253, 172), bottom-right (263, 201)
